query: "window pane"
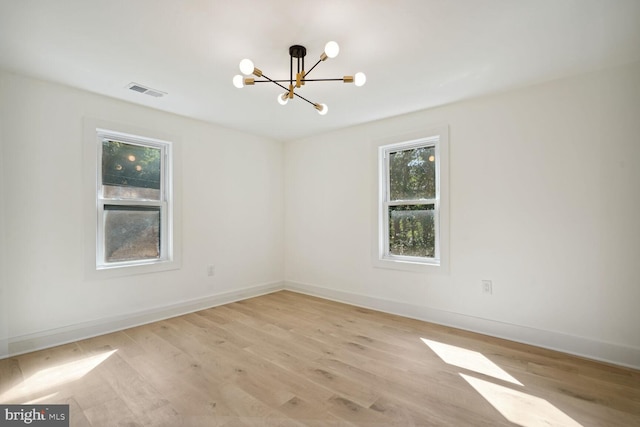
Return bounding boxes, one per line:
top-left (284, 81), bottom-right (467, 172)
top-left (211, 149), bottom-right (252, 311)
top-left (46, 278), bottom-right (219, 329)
top-left (102, 140), bottom-right (161, 200)
top-left (388, 204), bottom-right (435, 258)
top-left (389, 146), bottom-right (436, 200)
top-left (104, 206), bottom-right (160, 263)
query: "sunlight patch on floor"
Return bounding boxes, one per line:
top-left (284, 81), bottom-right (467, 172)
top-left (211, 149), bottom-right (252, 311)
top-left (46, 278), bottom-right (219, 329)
top-left (461, 374), bottom-right (583, 427)
top-left (0, 349), bottom-right (117, 403)
top-left (23, 392), bottom-right (60, 404)
top-left (421, 338), bottom-right (583, 426)
top-left (421, 338), bottom-right (522, 385)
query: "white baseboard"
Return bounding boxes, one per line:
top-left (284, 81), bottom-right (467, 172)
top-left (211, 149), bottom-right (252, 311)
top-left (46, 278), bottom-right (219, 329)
top-left (0, 338), bottom-right (7, 359)
top-left (284, 280), bottom-right (640, 370)
top-left (3, 281), bottom-right (283, 359)
top-left (4, 279), bottom-right (639, 370)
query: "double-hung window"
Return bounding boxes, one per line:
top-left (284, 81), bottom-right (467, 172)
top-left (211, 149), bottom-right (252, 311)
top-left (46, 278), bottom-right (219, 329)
top-left (377, 128), bottom-right (448, 270)
top-left (96, 130), bottom-right (172, 269)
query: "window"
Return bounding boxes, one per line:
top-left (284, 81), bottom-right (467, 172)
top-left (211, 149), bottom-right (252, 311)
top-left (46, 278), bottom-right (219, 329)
top-left (377, 128), bottom-right (448, 271)
top-left (96, 130), bottom-right (173, 269)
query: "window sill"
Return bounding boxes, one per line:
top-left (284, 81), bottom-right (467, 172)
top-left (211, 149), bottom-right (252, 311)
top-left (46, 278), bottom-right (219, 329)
top-left (373, 256), bottom-right (447, 274)
top-left (89, 258), bottom-right (180, 280)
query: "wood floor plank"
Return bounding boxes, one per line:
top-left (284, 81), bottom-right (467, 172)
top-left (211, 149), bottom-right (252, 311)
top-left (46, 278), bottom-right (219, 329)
top-left (64, 397), bottom-right (93, 427)
top-left (186, 311), bottom-right (254, 349)
top-left (0, 357), bottom-right (23, 399)
top-left (1, 290), bottom-right (638, 426)
top-left (275, 395), bottom-right (351, 427)
top-left (82, 395), bottom-right (140, 426)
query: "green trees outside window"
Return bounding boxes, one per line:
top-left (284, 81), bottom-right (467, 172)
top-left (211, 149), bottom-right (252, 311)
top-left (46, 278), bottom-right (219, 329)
top-left (102, 140), bottom-right (161, 199)
top-left (98, 137), bottom-right (168, 266)
top-left (386, 144), bottom-right (438, 259)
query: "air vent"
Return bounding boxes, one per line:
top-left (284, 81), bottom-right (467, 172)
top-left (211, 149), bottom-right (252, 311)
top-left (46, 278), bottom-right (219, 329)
top-left (126, 82), bottom-right (166, 98)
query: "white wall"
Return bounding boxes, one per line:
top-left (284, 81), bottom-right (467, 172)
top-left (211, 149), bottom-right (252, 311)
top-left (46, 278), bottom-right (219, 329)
top-left (0, 71), bottom-right (284, 356)
top-left (284, 61), bottom-right (640, 368)
top-left (1, 62), bottom-right (638, 368)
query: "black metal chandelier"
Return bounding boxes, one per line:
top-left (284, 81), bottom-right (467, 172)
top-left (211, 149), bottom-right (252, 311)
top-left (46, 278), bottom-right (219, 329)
top-left (233, 41), bottom-right (366, 115)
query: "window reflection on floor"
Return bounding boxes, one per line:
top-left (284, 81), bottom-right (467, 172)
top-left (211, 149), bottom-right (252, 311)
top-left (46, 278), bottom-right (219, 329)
top-left (461, 374), bottom-right (583, 427)
top-left (421, 338), bottom-right (523, 385)
top-left (0, 349), bottom-right (117, 403)
top-left (422, 338), bottom-right (583, 427)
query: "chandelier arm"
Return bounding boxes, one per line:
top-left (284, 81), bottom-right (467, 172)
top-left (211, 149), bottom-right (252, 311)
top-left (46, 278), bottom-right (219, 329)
top-left (253, 80), bottom-right (291, 83)
top-left (256, 77), bottom-right (316, 106)
top-left (292, 91), bottom-right (316, 107)
top-left (250, 78), bottom-right (345, 83)
top-left (255, 74), bottom-right (317, 107)
top-left (304, 59), bottom-right (323, 78)
top-left (259, 74), bottom-right (291, 92)
top-left (301, 78), bottom-right (344, 82)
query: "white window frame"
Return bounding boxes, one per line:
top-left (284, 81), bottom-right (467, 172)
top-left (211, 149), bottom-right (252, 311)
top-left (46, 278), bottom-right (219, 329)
top-left (374, 126), bottom-right (449, 273)
top-left (96, 129), bottom-right (173, 270)
top-left (83, 118), bottom-right (181, 279)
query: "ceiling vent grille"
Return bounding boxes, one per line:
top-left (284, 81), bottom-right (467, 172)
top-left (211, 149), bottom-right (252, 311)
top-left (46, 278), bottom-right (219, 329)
top-left (127, 82), bottom-right (166, 98)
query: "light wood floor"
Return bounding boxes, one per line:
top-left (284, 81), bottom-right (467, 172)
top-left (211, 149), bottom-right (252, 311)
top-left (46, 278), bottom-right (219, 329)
top-left (0, 291), bottom-right (638, 426)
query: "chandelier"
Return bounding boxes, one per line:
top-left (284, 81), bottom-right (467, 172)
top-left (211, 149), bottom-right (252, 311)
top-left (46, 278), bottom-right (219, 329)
top-left (233, 41), bottom-right (366, 115)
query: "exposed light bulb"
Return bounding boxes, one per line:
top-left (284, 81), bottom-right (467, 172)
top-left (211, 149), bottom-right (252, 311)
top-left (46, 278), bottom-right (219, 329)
top-left (233, 75), bottom-right (244, 88)
top-left (354, 72), bottom-right (367, 87)
top-left (316, 103), bottom-right (328, 115)
top-left (239, 59), bottom-right (254, 75)
top-left (324, 41), bottom-right (340, 59)
top-left (277, 93), bottom-right (289, 105)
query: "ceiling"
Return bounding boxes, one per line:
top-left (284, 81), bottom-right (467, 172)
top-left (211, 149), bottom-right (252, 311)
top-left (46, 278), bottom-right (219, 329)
top-left (1, 0), bottom-right (639, 142)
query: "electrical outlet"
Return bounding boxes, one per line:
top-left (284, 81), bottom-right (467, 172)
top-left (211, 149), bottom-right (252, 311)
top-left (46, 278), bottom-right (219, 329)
top-left (481, 280), bottom-right (493, 295)
top-left (207, 265), bottom-right (215, 277)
